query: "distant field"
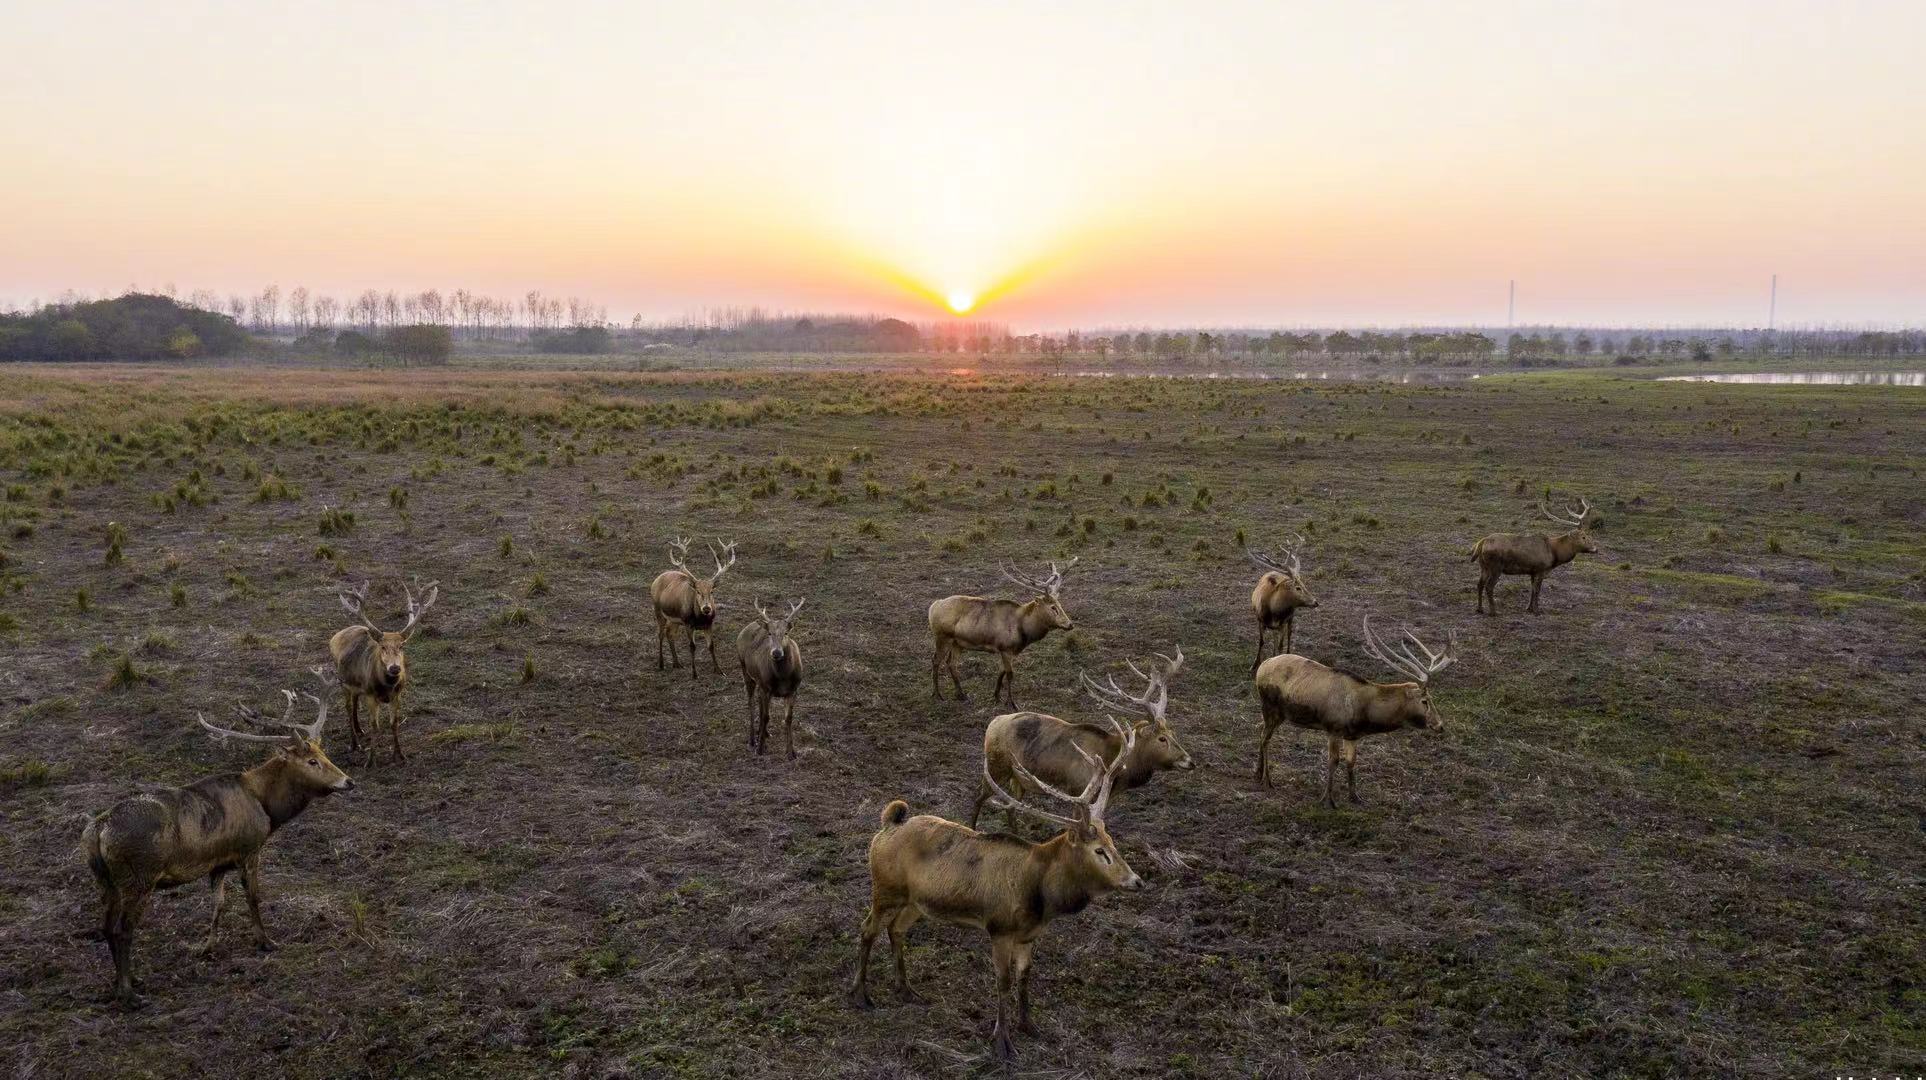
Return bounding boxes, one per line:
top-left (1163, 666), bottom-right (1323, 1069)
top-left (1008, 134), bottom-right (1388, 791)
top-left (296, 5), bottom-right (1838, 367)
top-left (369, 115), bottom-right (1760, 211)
top-left (1, 363), bottom-right (1922, 1078)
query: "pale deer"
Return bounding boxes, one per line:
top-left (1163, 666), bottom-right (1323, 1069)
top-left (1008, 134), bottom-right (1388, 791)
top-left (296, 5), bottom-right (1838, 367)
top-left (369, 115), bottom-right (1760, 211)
top-left (1254, 618), bottom-right (1456, 807)
top-left (969, 646), bottom-right (1192, 831)
top-left (1248, 537), bottom-right (1319, 672)
top-left (331, 578), bottom-right (437, 765)
top-left (650, 537), bottom-right (736, 679)
top-left (928, 558), bottom-right (1076, 707)
top-left (738, 598), bottom-right (805, 759)
top-left (83, 687), bottom-right (351, 1004)
top-left (849, 715), bottom-right (1144, 1062)
top-left (1472, 495), bottom-right (1598, 614)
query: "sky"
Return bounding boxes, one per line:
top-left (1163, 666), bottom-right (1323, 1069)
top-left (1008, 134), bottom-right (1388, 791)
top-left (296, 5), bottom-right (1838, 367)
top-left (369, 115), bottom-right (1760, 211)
top-left (3, 0), bottom-right (1923, 329)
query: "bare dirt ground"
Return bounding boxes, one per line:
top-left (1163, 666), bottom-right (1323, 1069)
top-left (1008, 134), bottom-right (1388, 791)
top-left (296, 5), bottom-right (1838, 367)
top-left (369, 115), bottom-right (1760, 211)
top-left (1, 363), bottom-right (1922, 1078)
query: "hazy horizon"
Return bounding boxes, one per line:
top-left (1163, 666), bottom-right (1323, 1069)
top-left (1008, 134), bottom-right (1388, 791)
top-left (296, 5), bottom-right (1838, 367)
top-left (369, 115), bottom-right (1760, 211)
top-left (4, 1), bottom-right (1923, 330)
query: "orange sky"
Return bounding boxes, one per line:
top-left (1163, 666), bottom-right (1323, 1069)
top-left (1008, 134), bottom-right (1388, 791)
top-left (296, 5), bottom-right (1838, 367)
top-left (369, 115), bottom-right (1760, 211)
top-left (3, 1), bottom-right (1923, 328)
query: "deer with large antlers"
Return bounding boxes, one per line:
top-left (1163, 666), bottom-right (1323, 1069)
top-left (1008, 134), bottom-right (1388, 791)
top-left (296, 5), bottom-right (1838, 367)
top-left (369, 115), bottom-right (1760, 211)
top-left (1471, 495), bottom-right (1598, 614)
top-left (928, 558), bottom-right (1077, 707)
top-left (1253, 618), bottom-right (1456, 808)
top-left (82, 682), bottom-right (352, 1005)
top-left (969, 646), bottom-right (1192, 831)
top-left (849, 715), bottom-right (1145, 1062)
top-left (331, 578), bottom-right (438, 765)
top-left (650, 537), bottom-right (736, 679)
top-left (737, 598), bottom-right (805, 759)
top-left (1248, 537), bottom-right (1320, 672)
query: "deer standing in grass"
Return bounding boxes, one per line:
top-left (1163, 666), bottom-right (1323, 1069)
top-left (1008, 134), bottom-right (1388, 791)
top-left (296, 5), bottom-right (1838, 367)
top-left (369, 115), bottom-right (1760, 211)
top-left (928, 558), bottom-right (1076, 707)
top-left (1254, 618), bottom-right (1456, 808)
top-left (738, 598), bottom-right (805, 759)
top-left (1471, 495), bottom-right (1597, 614)
top-left (1248, 537), bottom-right (1319, 672)
top-left (332, 579), bottom-right (437, 765)
top-left (969, 646), bottom-right (1192, 831)
top-left (83, 687), bottom-right (352, 1005)
top-left (849, 716), bottom-right (1144, 1062)
top-left (651, 537), bottom-right (736, 679)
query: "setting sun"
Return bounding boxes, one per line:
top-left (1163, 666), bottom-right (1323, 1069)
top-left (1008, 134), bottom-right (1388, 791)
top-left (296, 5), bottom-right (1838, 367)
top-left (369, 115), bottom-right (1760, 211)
top-left (946, 290), bottom-right (976, 314)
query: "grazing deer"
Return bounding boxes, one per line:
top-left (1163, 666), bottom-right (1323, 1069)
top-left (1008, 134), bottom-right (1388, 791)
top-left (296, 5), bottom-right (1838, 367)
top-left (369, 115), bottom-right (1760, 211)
top-left (1248, 537), bottom-right (1319, 672)
top-left (969, 646), bottom-right (1192, 831)
top-left (1471, 495), bottom-right (1598, 614)
top-left (849, 716), bottom-right (1144, 1062)
top-left (331, 578), bottom-right (438, 765)
top-left (738, 598), bottom-right (805, 759)
top-left (82, 688), bottom-right (351, 1005)
top-left (1254, 618), bottom-right (1456, 808)
top-left (928, 558), bottom-right (1077, 707)
top-left (650, 537), bottom-right (736, 679)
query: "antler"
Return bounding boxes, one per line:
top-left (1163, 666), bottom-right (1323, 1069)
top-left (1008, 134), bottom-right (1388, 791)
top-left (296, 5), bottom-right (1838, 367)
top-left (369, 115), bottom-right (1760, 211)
top-left (708, 538), bottom-right (738, 581)
top-left (1247, 534), bottom-right (1306, 578)
top-left (200, 686), bottom-right (328, 745)
top-left (1079, 644), bottom-right (1184, 724)
top-left (1360, 617), bottom-right (1457, 685)
top-left (666, 537), bottom-right (693, 574)
top-left (1001, 556), bottom-right (1077, 597)
top-left (339, 581), bottom-right (381, 632)
top-left (785, 597), bottom-right (805, 620)
top-left (1541, 494), bottom-right (1592, 530)
top-left (401, 577), bottom-right (439, 638)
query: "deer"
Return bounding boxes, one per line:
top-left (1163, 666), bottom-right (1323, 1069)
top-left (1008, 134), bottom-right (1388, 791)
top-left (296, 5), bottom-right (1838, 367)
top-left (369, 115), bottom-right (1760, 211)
top-left (1253, 617), bottom-right (1457, 808)
top-left (1471, 495), bottom-right (1598, 615)
top-left (650, 537), bottom-right (736, 679)
top-left (331, 578), bottom-right (438, 765)
top-left (82, 685), bottom-right (352, 1005)
top-left (849, 715), bottom-right (1145, 1062)
top-left (968, 645), bottom-right (1192, 832)
top-left (1247, 536), bottom-right (1320, 672)
top-left (928, 558), bottom-right (1077, 707)
top-left (738, 597), bottom-right (805, 759)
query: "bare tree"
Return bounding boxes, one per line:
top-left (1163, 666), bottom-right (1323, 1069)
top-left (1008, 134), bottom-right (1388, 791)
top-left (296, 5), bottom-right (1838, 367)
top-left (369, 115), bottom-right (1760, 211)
top-left (288, 287), bottom-right (310, 331)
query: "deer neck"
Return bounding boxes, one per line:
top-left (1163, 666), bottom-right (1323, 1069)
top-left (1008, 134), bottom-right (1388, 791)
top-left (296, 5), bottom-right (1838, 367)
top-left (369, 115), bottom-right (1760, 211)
top-left (1031, 833), bottom-right (1100, 922)
top-left (1018, 600), bottom-right (1054, 641)
top-left (241, 758), bottom-right (316, 832)
top-left (1549, 531), bottom-right (1583, 565)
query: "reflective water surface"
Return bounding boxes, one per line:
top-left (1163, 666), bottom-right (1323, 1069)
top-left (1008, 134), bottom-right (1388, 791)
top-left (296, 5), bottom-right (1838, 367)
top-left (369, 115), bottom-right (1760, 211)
top-left (1658, 371), bottom-right (1926, 386)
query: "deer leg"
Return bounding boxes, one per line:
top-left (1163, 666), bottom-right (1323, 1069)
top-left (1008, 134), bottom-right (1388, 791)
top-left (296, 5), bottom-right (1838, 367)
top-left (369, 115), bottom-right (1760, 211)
top-left (1341, 740), bottom-right (1360, 804)
top-left (1323, 735), bottom-right (1342, 809)
top-left (197, 870), bottom-right (230, 955)
top-left (990, 936), bottom-right (1018, 1061)
top-left (708, 630), bottom-right (721, 673)
top-left (110, 888), bottom-right (149, 1005)
top-left (1529, 573), bottom-right (1544, 613)
top-left (664, 618), bottom-right (681, 668)
top-left (849, 904), bottom-right (886, 1009)
top-left (1474, 572), bottom-right (1488, 614)
top-left (345, 687), bottom-right (361, 752)
top-left (931, 641), bottom-right (944, 699)
top-left (755, 692), bottom-right (771, 756)
top-left (240, 851), bottom-right (276, 950)
top-left (998, 653), bottom-right (1017, 707)
top-left (744, 676), bottom-right (759, 749)
top-left (888, 907), bottom-right (927, 1004)
top-left (945, 644), bottom-right (968, 701)
top-left (968, 775), bottom-right (992, 828)
top-left (101, 889), bottom-right (128, 1001)
top-left (362, 695), bottom-right (381, 768)
top-left (1255, 721), bottom-right (1279, 787)
top-left (1252, 621), bottom-right (1267, 674)
top-left (1013, 940), bottom-right (1038, 1035)
top-left (390, 695), bottom-right (407, 764)
top-left (656, 616), bottom-right (669, 669)
top-left (1283, 612), bottom-right (1295, 655)
top-left (686, 626), bottom-right (699, 680)
top-left (783, 695), bottom-right (797, 761)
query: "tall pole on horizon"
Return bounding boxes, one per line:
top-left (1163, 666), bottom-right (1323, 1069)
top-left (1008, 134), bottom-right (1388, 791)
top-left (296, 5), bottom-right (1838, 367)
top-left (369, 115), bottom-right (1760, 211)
top-left (1768, 273), bottom-right (1777, 330)
top-left (1507, 280), bottom-right (1515, 329)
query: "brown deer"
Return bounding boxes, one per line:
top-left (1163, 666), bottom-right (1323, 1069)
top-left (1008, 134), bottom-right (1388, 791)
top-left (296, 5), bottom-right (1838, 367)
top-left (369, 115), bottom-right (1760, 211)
top-left (82, 687), bottom-right (352, 1005)
top-left (331, 578), bottom-right (438, 765)
top-left (737, 597), bottom-right (805, 759)
top-left (928, 558), bottom-right (1076, 706)
top-left (1254, 618), bottom-right (1456, 807)
top-left (1248, 537), bottom-right (1319, 672)
top-left (968, 645), bottom-right (1192, 831)
top-left (1471, 495), bottom-right (1598, 614)
top-left (849, 715), bottom-right (1144, 1062)
top-left (650, 536), bottom-right (736, 679)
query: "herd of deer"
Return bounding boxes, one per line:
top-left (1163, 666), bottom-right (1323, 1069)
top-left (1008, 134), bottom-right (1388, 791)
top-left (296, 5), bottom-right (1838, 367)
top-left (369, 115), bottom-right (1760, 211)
top-left (81, 492), bottom-right (1601, 1061)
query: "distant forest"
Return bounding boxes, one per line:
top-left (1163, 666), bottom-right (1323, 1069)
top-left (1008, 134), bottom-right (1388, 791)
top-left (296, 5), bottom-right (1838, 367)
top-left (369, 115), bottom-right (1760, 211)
top-left (5, 286), bottom-right (1924, 362)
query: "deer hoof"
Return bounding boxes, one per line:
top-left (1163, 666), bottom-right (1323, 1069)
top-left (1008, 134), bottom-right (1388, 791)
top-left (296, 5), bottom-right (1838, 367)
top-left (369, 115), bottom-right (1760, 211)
top-left (848, 988), bottom-right (874, 1011)
top-left (991, 1025), bottom-right (1016, 1062)
top-left (256, 937), bottom-right (280, 952)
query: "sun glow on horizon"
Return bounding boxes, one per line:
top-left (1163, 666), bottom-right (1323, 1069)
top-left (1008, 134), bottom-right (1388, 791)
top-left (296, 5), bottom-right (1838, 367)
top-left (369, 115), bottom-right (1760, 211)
top-left (946, 290), bottom-right (975, 314)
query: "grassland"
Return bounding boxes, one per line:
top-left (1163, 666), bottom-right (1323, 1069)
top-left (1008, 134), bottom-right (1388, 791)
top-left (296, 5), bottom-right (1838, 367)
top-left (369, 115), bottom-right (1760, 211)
top-left (0, 362), bottom-right (1922, 1078)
